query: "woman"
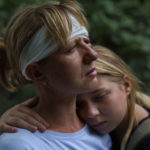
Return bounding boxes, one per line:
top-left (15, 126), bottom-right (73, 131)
top-left (0, 1), bottom-right (112, 150)
top-left (1, 46), bottom-right (150, 150)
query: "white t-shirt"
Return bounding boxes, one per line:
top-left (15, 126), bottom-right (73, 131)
top-left (0, 124), bottom-right (112, 150)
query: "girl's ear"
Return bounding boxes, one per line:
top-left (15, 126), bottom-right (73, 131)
top-left (123, 75), bottom-right (131, 95)
top-left (25, 63), bottom-right (45, 82)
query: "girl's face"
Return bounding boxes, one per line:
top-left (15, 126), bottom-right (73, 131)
top-left (41, 37), bottom-right (98, 95)
top-left (77, 76), bottom-right (131, 134)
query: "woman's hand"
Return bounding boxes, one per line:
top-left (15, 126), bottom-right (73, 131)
top-left (0, 97), bottom-right (48, 134)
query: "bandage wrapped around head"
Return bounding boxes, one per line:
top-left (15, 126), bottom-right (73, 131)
top-left (19, 15), bottom-right (89, 80)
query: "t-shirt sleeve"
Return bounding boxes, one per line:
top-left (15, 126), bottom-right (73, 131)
top-left (134, 134), bottom-right (150, 150)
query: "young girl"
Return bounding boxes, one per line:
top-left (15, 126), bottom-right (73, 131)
top-left (77, 46), bottom-right (150, 150)
top-left (1, 46), bottom-right (150, 150)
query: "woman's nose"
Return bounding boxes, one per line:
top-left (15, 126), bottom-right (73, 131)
top-left (81, 38), bottom-right (98, 64)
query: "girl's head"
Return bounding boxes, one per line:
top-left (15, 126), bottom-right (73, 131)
top-left (77, 45), bottom-right (141, 148)
top-left (0, 0), bottom-right (98, 93)
top-left (77, 75), bottom-right (130, 134)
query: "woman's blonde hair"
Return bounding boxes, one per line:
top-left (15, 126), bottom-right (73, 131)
top-left (93, 45), bottom-right (150, 150)
top-left (0, 0), bottom-right (88, 91)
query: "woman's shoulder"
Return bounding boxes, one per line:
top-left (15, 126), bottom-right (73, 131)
top-left (0, 128), bottom-right (39, 150)
top-left (0, 128), bottom-right (36, 140)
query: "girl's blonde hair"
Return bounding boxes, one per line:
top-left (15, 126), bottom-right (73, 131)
top-left (0, 0), bottom-right (88, 91)
top-left (93, 45), bottom-right (150, 150)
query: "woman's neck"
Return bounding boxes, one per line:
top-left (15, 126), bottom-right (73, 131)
top-left (33, 88), bottom-right (84, 132)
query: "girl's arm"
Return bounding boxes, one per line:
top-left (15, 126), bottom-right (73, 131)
top-left (0, 97), bottom-right (48, 134)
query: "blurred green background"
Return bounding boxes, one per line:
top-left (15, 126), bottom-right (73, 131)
top-left (0, 0), bottom-right (150, 115)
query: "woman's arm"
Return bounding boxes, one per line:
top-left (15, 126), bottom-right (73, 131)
top-left (0, 97), bottom-right (48, 134)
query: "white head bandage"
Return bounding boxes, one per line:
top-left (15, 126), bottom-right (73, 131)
top-left (19, 14), bottom-right (88, 80)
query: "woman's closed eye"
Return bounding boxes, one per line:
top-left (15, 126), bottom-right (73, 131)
top-left (64, 40), bottom-right (79, 53)
top-left (64, 44), bottom-right (76, 53)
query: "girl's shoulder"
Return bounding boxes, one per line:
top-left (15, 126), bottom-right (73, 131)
top-left (134, 134), bottom-right (150, 150)
top-left (126, 115), bottom-right (150, 150)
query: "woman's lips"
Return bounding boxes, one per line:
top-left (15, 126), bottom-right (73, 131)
top-left (85, 68), bottom-right (97, 77)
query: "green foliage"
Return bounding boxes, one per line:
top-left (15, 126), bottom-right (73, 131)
top-left (0, 0), bottom-right (50, 34)
top-left (0, 85), bottom-right (36, 114)
top-left (0, 0), bottom-right (150, 115)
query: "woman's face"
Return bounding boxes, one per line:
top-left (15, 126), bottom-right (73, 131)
top-left (42, 37), bottom-right (98, 95)
top-left (77, 76), bottom-right (130, 134)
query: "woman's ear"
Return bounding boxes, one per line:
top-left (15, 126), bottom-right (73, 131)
top-left (25, 63), bottom-right (45, 82)
top-left (123, 75), bottom-right (131, 95)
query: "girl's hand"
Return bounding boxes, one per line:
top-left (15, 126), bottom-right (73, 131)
top-left (0, 97), bottom-right (48, 134)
